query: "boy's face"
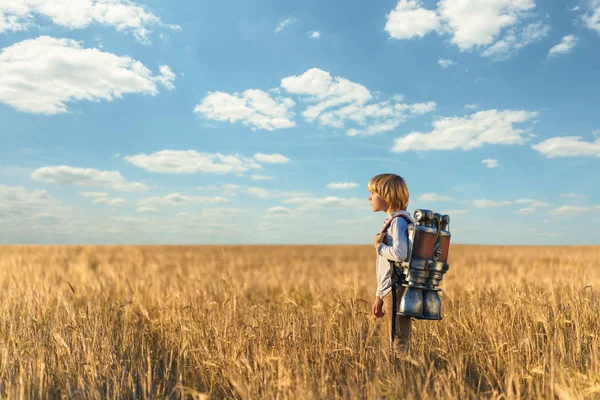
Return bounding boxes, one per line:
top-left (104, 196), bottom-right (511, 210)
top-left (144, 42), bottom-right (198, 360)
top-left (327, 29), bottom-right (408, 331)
top-left (368, 191), bottom-right (389, 213)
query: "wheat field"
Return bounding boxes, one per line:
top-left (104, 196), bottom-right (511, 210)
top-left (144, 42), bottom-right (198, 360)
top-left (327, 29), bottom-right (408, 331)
top-left (0, 244), bottom-right (599, 399)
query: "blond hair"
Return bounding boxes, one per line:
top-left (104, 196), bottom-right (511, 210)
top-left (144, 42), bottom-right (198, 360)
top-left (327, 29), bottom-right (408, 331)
top-left (368, 173), bottom-right (409, 212)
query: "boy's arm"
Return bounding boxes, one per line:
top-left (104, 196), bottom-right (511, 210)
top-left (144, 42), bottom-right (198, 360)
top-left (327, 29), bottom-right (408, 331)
top-left (376, 217), bottom-right (408, 262)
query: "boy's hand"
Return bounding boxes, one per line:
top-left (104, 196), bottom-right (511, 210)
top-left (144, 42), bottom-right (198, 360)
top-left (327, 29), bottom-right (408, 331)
top-left (372, 296), bottom-right (384, 318)
top-left (374, 232), bottom-right (385, 248)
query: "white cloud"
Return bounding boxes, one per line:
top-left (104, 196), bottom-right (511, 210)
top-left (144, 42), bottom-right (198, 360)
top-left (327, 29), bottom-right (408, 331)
top-left (532, 136), bottom-right (600, 158)
top-left (515, 198), bottom-right (550, 207)
top-left (31, 166), bottom-right (147, 192)
top-left (517, 207), bottom-right (536, 215)
top-left (253, 153), bottom-right (290, 164)
top-left (0, 0), bottom-right (179, 42)
top-left (438, 58), bottom-right (456, 69)
top-left (125, 150), bottom-right (262, 174)
top-left (593, 129), bottom-right (600, 136)
top-left (247, 187), bottom-right (274, 199)
top-left (482, 158), bottom-right (499, 168)
top-left (560, 193), bottom-right (586, 199)
top-left (0, 36), bottom-right (175, 115)
top-left (481, 22), bottom-right (550, 60)
top-left (80, 191), bottom-right (124, 205)
top-left (246, 187), bottom-right (309, 200)
top-left (264, 206), bottom-right (292, 218)
top-left (281, 68), bottom-right (436, 136)
top-left (310, 31), bottom-right (321, 38)
top-left (251, 174), bottom-right (274, 181)
top-left (246, 186), bottom-right (309, 199)
top-left (282, 196), bottom-right (364, 211)
top-left (548, 35), bottom-right (578, 57)
top-left (80, 192), bottom-right (109, 198)
top-left (385, 0), bottom-right (440, 39)
top-left (583, 0), bottom-right (600, 34)
top-left (197, 184), bottom-right (241, 196)
top-left (385, 0), bottom-right (547, 59)
top-left (138, 193), bottom-right (228, 208)
top-left (441, 209), bottom-right (468, 216)
top-left (335, 216), bottom-right (377, 224)
top-left (275, 18), bottom-right (295, 33)
top-left (473, 199), bottom-right (511, 208)
top-left (327, 182), bottom-right (359, 190)
top-left (194, 89), bottom-right (295, 131)
top-left (93, 197), bottom-right (125, 205)
top-left (439, 0), bottom-right (538, 49)
top-left (155, 65), bottom-right (176, 90)
top-left (137, 207), bottom-right (158, 213)
top-left (0, 184), bottom-right (68, 219)
top-left (418, 193), bottom-right (454, 202)
top-left (550, 205), bottom-right (591, 215)
top-left (464, 103), bottom-right (478, 109)
top-left (392, 109), bottom-right (537, 152)
top-left (201, 208), bottom-right (246, 219)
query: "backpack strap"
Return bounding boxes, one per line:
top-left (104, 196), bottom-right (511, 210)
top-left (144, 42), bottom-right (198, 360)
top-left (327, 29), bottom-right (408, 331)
top-left (379, 212), bottom-right (413, 234)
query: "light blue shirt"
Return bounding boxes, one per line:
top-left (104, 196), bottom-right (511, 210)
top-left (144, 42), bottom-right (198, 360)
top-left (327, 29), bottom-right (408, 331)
top-left (375, 210), bottom-right (413, 298)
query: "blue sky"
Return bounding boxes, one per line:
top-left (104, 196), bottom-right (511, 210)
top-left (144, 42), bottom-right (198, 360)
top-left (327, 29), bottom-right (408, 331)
top-left (1, 0), bottom-right (599, 245)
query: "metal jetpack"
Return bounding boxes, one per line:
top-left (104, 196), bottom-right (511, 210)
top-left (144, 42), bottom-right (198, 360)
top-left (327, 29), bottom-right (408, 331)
top-left (395, 209), bottom-right (451, 320)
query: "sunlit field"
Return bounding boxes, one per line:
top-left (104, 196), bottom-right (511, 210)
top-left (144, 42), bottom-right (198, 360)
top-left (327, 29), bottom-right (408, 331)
top-left (1, 244), bottom-right (599, 399)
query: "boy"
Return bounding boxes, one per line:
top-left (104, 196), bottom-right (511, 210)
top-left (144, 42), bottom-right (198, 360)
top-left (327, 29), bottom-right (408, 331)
top-left (368, 173), bottom-right (413, 356)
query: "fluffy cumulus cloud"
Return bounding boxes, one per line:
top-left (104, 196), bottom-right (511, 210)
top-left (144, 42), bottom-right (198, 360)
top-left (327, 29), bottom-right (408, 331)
top-left (550, 205), bottom-right (591, 216)
top-left (264, 206), bottom-right (292, 219)
top-left (310, 31), bottom-right (321, 38)
top-left (251, 174), bottom-right (274, 181)
top-left (480, 21), bottom-right (550, 60)
top-left (0, 36), bottom-right (175, 115)
top-left (200, 208), bottom-right (246, 219)
top-left (473, 199), bottom-right (511, 208)
top-left (482, 158), bottom-right (499, 168)
top-left (385, 0), bottom-right (548, 59)
top-left (253, 153), bottom-right (290, 164)
top-left (532, 136), bottom-right (600, 158)
top-left (385, 0), bottom-right (440, 39)
top-left (138, 193), bottom-right (228, 208)
top-left (0, 0), bottom-right (179, 42)
top-left (583, 0), bottom-right (600, 34)
top-left (282, 196), bottom-right (365, 211)
top-left (137, 207), bottom-right (158, 213)
top-left (80, 191), bottom-right (125, 205)
top-left (515, 198), bottom-right (550, 208)
top-left (246, 187), bottom-right (308, 199)
top-left (418, 193), bottom-right (454, 202)
top-left (0, 184), bottom-right (69, 219)
top-left (31, 165), bottom-right (147, 191)
top-left (517, 207), bottom-right (536, 215)
top-left (194, 89), bottom-right (296, 131)
top-left (125, 150), bottom-right (263, 174)
top-left (197, 184), bottom-right (242, 197)
top-left (560, 193), bottom-right (586, 199)
top-left (438, 58), bottom-right (456, 68)
top-left (515, 198), bottom-right (550, 214)
top-left (281, 68), bottom-right (436, 136)
top-left (548, 35), bottom-right (578, 58)
top-left (327, 182), bottom-right (359, 190)
top-left (441, 209), bottom-right (468, 216)
top-left (392, 109), bottom-right (537, 152)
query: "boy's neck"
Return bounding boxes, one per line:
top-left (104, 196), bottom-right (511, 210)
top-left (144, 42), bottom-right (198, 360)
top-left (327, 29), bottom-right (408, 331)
top-left (386, 209), bottom-right (401, 216)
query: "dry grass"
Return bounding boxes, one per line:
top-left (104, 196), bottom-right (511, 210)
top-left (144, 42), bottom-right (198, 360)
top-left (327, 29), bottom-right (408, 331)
top-left (0, 244), bottom-right (599, 399)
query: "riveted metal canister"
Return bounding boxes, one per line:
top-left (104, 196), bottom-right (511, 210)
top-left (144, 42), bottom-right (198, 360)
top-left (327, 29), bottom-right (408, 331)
top-left (411, 209), bottom-right (437, 260)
